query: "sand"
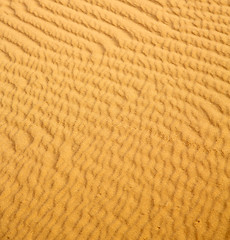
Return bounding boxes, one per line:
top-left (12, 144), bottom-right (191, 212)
top-left (0, 0), bottom-right (230, 239)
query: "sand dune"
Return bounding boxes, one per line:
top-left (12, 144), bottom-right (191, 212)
top-left (0, 0), bottom-right (230, 239)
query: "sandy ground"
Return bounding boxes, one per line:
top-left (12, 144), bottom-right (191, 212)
top-left (0, 0), bottom-right (230, 239)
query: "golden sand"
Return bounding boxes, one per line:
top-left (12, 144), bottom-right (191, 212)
top-left (0, 0), bottom-right (230, 239)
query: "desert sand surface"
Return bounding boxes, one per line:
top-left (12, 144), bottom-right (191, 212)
top-left (0, 0), bottom-right (230, 239)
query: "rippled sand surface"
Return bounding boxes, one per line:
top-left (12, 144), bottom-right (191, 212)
top-left (0, 0), bottom-right (230, 239)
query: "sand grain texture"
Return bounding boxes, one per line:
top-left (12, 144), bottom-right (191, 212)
top-left (0, 0), bottom-right (230, 239)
